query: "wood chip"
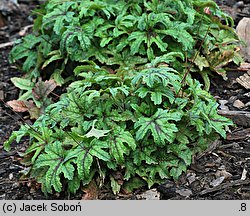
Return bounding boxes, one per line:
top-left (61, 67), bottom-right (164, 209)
top-left (0, 13), bottom-right (6, 28)
top-left (196, 140), bottom-right (222, 160)
top-left (233, 99), bottom-right (245, 109)
top-left (200, 179), bottom-right (250, 196)
top-left (236, 18), bottom-right (250, 62)
top-left (218, 110), bottom-right (250, 127)
top-left (241, 168), bottom-right (248, 181)
top-left (226, 128), bottom-right (250, 141)
top-left (136, 189), bottom-right (160, 200)
top-left (238, 62), bottom-right (250, 71)
top-left (236, 70), bottom-right (250, 89)
top-left (0, 90), bottom-right (4, 100)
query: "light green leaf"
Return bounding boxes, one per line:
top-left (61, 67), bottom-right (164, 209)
top-left (85, 120), bottom-right (111, 139)
top-left (11, 77), bottom-right (34, 91)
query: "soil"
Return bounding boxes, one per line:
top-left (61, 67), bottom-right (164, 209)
top-left (0, 0), bottom-right (250, 200)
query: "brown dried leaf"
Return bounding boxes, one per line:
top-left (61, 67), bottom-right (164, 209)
top-left (7, 100), bottom-right (35, 112)
top-left (82, 180), bottom-right (99, 200)
top-left (32, 80), bottom-right (57, 100)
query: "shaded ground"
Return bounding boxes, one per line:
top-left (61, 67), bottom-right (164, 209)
top-left (0, 0), bottom-right (250, 200)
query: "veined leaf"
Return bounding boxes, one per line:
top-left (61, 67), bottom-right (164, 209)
top-left (128, 31), bottom-right (147, 55)
top-left (135, 109), bottom-right (182, 145)
top-left (65, 143), bottom-right (93, 179)
top-left (135, 85), bottom-right (175, 104)
top-left (108, 129), bottom-right (136, 163)
top-left (42, 2), bottom-right (76, 34)
top-left (11, 77), bottom-right (34, 91)
top-left (132, 67), bottom-right (180, 89)
top-left (34, 141), bottom-right (75, 193)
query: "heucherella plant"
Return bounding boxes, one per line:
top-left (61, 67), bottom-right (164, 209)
top-left (9, 0), bottom-right (242, 91)
top-left (5, 0), bottom-right (239, 195)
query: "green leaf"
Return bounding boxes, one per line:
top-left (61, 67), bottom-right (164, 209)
top-left (23, 52), bottom-right (37, 72)
top-left (163, 27), bottom-right (194, 50)
top-left (110, 176), bottom-right (121, 195)
top-left (68, 174), bottom-right (81, 194)
top-left (132, 67), bottom-right (180, 89)
top-left (194, 53), bottom-right (209, 71)
top-left (85, 120), bottom-right (111, 139)
top-left (168, 143), bottom-right (192, 165)
top-left (170, 161), bottom-right (187, 180)
top-left (42, 52), bottom-right (62, 69)
top-left (108, 129), bottom-right (136, 163)
top-left (43, 2), bottom-right (76, 35)
top-left (3, 125), bottom-right (29, 151)
top-left (123, 177), bottom-right (146, 193)
top-left (134, 109), bottom-right (182, 145)
top-left (11, 77), bottom-right (34, 91)
top-left (89, 139), bottom-right (111, 162)
top-left (128, 31), bottom-right (146, 55)
top-left (34, 141), bottom-right (75, 193)
top-left (65, 143), bottom-right (93, 179)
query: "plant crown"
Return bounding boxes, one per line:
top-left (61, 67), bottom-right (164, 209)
top-left (5, 0), bottom-right (240, 195)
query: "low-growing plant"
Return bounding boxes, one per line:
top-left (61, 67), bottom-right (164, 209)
top-left (9, 0), bottom-right (241, 94)
top-left (4, 0), bottom-right (240, 195)
top-left (5, 61), bottom-right (233, 194)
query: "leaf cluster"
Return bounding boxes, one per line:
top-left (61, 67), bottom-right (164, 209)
top-left (9, 0), bottom-right (242, 91)
top-left (5, 0), bottom-right (238, 195)
top-left (5, 62), bottom-right (233, 194)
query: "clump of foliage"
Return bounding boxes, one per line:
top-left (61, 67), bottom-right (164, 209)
top-left (5, 0), bottom-right (240, 195)
top-left (5, 62), bottom-right (233, 194)
top-left (9, 0), bottom-right (241, 93)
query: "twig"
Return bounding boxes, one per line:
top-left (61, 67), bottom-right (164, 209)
top-left (196, 140), bottom-right (222, 160)
top-left (18, 24), bottom-right (33, 36)
top-left (0, 24), bottom-right (33, 49)
top-left (218, 110), bottom-right (250, 127)
top-left (0, 41), bottom-right (15, 49)
top-left (199, 179), bottom-right (250, 196)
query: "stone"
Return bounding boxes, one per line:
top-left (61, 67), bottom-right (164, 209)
top-left (233, 99), bottom-right (245, 109)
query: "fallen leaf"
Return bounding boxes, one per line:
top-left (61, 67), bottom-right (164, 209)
top-left (32, 79), bottom-right (57, 100)
top-left (7, 100), bottom-right (34, 112)
top-left (82, 180), bottom-right (99, 200)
